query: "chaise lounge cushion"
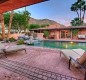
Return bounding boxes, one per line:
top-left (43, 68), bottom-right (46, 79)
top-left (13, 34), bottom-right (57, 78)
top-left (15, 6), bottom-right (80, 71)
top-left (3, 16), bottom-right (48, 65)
top-left (5, 45), bottom-right (25, 53)
top-left (0, 43), bottom-right (5, 53)
top-left (61, 49), bottom-right (81, 60)
top-left (0, 43), bottom-right (5, 50)
top-left (77, 52), bottom-right (86, 64)
top-left (61, 49), bottom-right (86, 67)
top-left (72, 48), bottom-right (85, 56)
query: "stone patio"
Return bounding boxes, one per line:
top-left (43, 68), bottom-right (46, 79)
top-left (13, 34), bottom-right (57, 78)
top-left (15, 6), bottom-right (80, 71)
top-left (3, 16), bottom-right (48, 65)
top-left (0, 45), bottom-right (84, 80)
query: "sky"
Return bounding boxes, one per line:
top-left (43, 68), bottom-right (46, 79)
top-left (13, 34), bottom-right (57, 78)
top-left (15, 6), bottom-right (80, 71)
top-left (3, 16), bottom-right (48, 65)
top-left (15, 0), bottom-right (86, 26)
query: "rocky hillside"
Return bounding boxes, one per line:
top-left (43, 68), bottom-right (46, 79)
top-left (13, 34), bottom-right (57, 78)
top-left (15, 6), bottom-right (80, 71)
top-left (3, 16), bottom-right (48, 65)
top-left (29, 18), bottom-right (65, 27)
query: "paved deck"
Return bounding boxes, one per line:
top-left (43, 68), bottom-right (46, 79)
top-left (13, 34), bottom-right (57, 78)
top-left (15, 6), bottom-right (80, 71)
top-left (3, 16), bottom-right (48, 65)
top-left (0, 46), bottom-right (84, 80)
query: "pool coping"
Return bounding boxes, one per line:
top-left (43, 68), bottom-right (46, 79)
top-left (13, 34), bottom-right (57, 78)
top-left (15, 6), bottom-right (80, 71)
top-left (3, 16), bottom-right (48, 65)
top-left (43, 39), bottom-right (86, 43)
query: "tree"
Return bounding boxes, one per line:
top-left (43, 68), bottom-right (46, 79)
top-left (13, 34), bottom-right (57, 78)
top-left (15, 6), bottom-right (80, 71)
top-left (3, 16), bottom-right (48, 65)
top-left (44, 31), bottom-right (50, 38)
top-left (0, 14), bottom-right (5, 40)
top-left (71, 0), bottom-right (86, 25)
top-left (23, 8), bottom-right (31, 32)
top-left (4, 10), bottom-right (31, 33)
top-left (41, 24), bottom-right (49, 27)
top-left (72, 29), bottom-right (79, 36)
top-left (29, 24), bottom-right (41, 29)
top-left (7, 11), bottom-right (14, 39)
top-left (71, 17), bottom-right (83, 26)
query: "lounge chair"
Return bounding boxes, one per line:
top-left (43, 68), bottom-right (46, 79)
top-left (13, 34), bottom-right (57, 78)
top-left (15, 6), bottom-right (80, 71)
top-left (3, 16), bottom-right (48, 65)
top-left (60, 49), bottom-right (86, 80)
top-left (0, 43), bottom-right (6, 57)
top-left (0, 42), bottom-right (27, 58)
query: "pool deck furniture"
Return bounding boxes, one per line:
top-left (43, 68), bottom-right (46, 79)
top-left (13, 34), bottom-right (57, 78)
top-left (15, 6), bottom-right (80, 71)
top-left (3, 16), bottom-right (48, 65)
top-left (0, 42), bottom-right (27, 58)
top-left (78, 35), bottom-right (86, 39)
top-left (2, 45), bottom-right (27, 58)
top-left (60, 49), bottom-right (86, 80)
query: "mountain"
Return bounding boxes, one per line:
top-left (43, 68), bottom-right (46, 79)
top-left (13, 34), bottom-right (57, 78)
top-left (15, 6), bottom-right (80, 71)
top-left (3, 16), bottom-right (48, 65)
top-left (29, 18), bottom-right (65, 27)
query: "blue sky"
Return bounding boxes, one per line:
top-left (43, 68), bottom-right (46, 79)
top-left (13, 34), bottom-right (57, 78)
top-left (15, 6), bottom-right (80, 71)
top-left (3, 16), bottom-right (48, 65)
top-left (15, 0), bottom-right (80, 26)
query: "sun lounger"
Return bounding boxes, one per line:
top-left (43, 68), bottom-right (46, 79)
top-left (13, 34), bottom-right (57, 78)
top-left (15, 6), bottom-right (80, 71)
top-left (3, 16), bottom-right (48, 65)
top-left (0, 43), bottom-right (6, 57)
top-left (0, 42), bottom-right (27, 58)
top-left (2, 45), bottom-right (27, 57)
top-left (60, 49), bottom-right (86, 80)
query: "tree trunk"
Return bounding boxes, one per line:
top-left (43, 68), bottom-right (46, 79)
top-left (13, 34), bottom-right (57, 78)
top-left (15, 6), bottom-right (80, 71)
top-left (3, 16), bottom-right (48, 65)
top-left (80, 8), bottom-right (82, 21)
top-left (76, 10), bottom-right (79, 19)
top-left (0, 14), bottom-right (5, 40)
top-left (82, 10), bottom-right (85, 22)
top-left (7, 11), bottom-right (14, 39)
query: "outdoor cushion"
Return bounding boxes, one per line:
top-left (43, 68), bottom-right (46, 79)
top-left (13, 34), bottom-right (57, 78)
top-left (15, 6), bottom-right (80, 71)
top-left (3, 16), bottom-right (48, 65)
top-left (61, 49), bottom-right (81, 60)
top-left (5, 45), bottom-right (25, 53)
top-left (0, 49), bottom-right (4, 53)
top-left (77, 52), bottom-right (86, 65)
top-left (61, 49), bottom-right (86, 67)
top-left (0, 43), bottom-right (5, 50)
top-left (72, 48), bottom-right (85, 56)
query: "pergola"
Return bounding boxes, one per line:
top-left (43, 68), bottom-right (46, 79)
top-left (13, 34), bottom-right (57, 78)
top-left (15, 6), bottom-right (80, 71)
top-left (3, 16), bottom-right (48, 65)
top-left (0, 0), bottom-right (48, 13)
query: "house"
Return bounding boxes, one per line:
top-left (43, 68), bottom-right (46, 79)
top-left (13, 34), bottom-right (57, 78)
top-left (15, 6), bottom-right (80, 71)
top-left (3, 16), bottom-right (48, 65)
top-left (30, 25), bottom-right (86, 40)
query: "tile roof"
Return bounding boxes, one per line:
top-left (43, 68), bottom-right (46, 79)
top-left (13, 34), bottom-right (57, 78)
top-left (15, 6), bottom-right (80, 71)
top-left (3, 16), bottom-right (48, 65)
top-left (30, 26), bottom-right (86, 31)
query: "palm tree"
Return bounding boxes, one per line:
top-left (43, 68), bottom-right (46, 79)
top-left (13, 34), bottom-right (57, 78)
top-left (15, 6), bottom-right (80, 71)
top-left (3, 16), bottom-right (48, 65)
top-left (71, 0), bottom-right (86, 24)
top-left (82, 4), bottom-right (86, 21)
top-left (0, 14), bottom-right (5, 40)
top-left (71, 17), bottom-right (83, 26)
top-left (71, 2), bottom-right (79, 18)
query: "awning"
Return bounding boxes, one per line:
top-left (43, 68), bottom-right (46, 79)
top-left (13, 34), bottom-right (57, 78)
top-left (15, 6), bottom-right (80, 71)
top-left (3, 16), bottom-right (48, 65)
top-left (0, 0), bottom-right (48, 14)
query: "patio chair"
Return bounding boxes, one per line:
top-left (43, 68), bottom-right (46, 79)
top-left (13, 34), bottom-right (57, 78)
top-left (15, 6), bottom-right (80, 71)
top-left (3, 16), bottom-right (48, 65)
top-left (2, 45), bottom-right (27, 58)
top-left (60, 49), bottom-right (86, 80)
top-left (0, 43), bottom-right (6, 57)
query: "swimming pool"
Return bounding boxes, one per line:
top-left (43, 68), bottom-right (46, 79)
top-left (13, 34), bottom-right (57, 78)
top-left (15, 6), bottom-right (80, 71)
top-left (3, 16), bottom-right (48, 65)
top-left (33, 41), bottom-right (86, 50)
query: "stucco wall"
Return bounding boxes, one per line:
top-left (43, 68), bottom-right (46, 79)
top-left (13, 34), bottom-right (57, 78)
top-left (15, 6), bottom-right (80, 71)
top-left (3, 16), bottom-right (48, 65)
top-left (72, 29), bottom-right (86, 39)
top-left (37, 33), bottom-right (44, 40)
top-left (78, 29), bottom-right (86, 35)
top-left (49, 30), bottom-right (60, 39)
top-left (9, 33), bottom-right (24, 39)
top-left (54, 31), bottom-right (60, 40)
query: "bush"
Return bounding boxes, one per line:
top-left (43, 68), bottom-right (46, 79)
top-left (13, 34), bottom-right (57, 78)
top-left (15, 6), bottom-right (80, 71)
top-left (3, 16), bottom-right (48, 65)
top-left (17, 39), bottom-right (24, 45)
top-left (44, 31), bottom-right (50, 38)
top-left (9, 37), bottom-right (16, 42)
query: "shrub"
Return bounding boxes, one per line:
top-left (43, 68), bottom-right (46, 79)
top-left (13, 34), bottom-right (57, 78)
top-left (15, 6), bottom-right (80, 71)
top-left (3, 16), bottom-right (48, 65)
top-left (9, 37), bottom-right (16, 42)
top-left (17, 39), bottom-right (24, 45)
top-left (72, 29), bottom-right (79, 36)
top-left (44, 31), bottom-right (50, 38)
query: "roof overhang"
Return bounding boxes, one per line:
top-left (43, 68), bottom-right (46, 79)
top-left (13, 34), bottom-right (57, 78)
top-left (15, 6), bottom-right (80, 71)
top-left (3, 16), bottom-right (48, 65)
top-left (0, 0), bottom-right (48, 14)
top-left (30, 26), bottom-right (86, 31)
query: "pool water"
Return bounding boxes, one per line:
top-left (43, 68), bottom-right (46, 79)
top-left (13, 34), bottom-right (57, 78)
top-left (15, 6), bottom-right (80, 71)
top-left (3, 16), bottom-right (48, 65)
top-left (33, 41), bottom-right (86, 50)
